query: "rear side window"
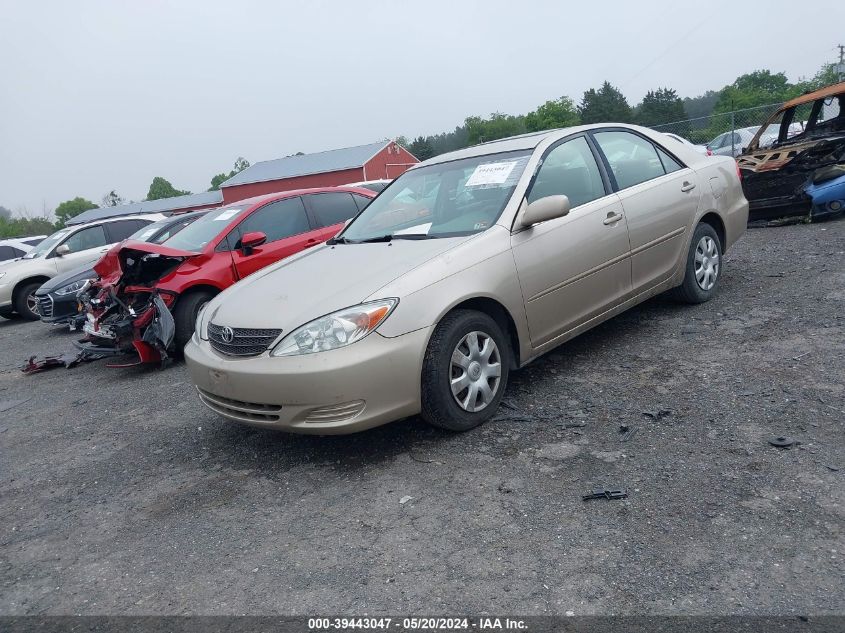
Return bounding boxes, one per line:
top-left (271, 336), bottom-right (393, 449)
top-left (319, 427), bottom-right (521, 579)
top-left (656, 147), bottom-right (684, 173)
top-left (105, 219), bottom-right (149, 242)
top-left (62, 225), bottom-right (108, 253)
top-left (306, 192), bottom-right (360, 227)
top-left (235, 196), bottom-right (311, 245)
top-left (593, 130), bottom-right (666, 189)
top-left (352, 193), bottom-right (372, 211)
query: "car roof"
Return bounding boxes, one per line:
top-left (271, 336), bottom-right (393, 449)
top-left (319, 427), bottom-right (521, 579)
top-left (416, 123), bottom-right (662, 167)
top-left (228, 186), bottom-right (376, 208)
top-left (782, 81), bottom-right (845, 109)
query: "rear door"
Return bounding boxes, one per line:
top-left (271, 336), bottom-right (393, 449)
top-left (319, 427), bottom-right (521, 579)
top-left (591, 129), bottom-right (701, 292)
top-left (228, 196), bottom-right (315, 279)
top-left (302, 191), bottom-right (368, 241)
top-left (51, 223), bottom-right (110, 274)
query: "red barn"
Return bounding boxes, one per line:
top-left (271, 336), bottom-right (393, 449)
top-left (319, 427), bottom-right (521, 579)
top-left (220, 141), bottom-right (418, 204)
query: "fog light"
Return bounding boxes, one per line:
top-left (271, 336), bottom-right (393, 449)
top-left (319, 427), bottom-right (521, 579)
top-left (828, 200), bottom-right (842, 212)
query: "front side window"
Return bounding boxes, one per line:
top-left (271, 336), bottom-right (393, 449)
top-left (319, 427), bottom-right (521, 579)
top-left (306, 192), bottom-right (360, 227)
top-left (341, 150), bottom-right (531, 241)
top-left (234, 197), bottom-right (310, 245)
top-left (527, 136), bottom-right (605, 207)
top-left (62, 224), bottom-right (107, 253)
top-left (593, 131), bottom-right (666, 189)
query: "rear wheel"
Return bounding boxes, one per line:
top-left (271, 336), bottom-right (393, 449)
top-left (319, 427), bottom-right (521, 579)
top-left (673, 222), bottom-right (722, 304)
top-left (14, 282), bottom-right (43, 320)
top-left (421, 310), bottom-right (510, 432)
top-left (172, 290), bottom-right (215, 355)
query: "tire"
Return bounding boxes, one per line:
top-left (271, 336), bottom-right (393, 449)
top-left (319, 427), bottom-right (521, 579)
top-left (673, 222), bottom-right (722, 304)
top-left (172, 290), bottom-right (215, 355)
top-left (421, 309), bottom-right (510, 432)
top-left (0, 307), bottom-right (16, 320)
top-left (13, 282), bottom-right (43, 320)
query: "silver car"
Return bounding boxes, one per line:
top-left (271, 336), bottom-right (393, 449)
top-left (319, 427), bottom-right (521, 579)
top-left (186, 124), bottom-right (748, 434)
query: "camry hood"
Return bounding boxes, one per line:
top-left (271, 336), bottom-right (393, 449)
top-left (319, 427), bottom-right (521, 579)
top-left (207, 237), bottom-right (470, 331)
top-left (94, 240), bottom-right (200, 285)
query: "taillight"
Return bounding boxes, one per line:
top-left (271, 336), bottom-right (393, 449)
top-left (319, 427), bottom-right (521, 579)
top-left (735, 161), bottom-right (743, 181)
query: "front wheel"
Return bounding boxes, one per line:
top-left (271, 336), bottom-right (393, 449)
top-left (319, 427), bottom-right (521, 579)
top-left (421, 309), bottom-right (510, 432)
top-left (172, 290), bottom-right (215, 355)
top-left (673, 222), bottom-right (722, 304)
top-left (14, 282), bottom-right (43, 320)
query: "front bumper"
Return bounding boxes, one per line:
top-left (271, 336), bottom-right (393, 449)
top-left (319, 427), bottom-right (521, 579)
top-left (184, 327), bottom-right (432, 434)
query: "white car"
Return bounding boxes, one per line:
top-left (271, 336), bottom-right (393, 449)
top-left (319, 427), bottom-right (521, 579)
top-left (343, 179), bottom-right (392, 193)
top-left (662, 133), bottom-right (711, 156)
top-left (0, 236), bottom-right (47, 264)
top-left (0, 214), bottom-right (165, 320)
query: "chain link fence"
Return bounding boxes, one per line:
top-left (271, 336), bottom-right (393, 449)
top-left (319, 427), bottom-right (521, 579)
top-left (650, 102), bottom-right (783, 154)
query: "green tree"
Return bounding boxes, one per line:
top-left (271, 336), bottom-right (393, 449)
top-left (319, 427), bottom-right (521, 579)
top-left (578, 81), bottom-right (632, 124)
top-left (635, 88), bottom-right (687, 127)
top-left (408, 136), bottom-right (434, 161)
top-left (465, 112), bottom-right (526, 145)
top-left (713, 70), bottom-right (801, 114)
top-left (147, 177), bottom-right (190, 201)
top-left (54, 197), bottom-right (97, 226)
top-left (101, 190), bottom-right (124, 207)
top-left (209, 157), bottom-right (251, 191)
top-left (525, 96), bottom-right (580, 132)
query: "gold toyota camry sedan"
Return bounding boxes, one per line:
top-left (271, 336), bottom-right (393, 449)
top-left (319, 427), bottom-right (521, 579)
top-left (186, 124), bottom-right (748, 434)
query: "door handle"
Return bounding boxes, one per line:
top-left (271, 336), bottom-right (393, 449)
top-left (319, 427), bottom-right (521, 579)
top-left (304, 239), bottom-right (319, 248)
top-left (603, 212), bottom-right (624, 225)
top-left (681, 181), bottom-right (696, 192)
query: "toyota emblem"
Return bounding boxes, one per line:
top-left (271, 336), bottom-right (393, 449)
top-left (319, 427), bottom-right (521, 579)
top-left (221, 326), bottom-right (234, 343)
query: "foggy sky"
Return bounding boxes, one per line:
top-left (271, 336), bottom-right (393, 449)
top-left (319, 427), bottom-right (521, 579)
top-left (2, 0), bottom-right (843, 216)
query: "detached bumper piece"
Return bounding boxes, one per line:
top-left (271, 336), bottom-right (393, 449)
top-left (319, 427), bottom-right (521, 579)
top-left (21, 345), bottom-right (115, 374)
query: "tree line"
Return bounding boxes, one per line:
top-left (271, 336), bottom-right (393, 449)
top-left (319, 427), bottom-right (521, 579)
top-left (4, 61), bottom-right (839, 238)
top-left (402, 63), bottom-right (839, 161)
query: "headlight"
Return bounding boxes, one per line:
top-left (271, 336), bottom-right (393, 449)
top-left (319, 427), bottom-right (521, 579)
top-left (271, 299), bottom-right (397, 357)
top-left (55, 278), bottom-right (93, 296)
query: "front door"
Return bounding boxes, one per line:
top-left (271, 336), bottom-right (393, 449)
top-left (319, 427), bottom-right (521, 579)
top-left (511, 135), bottom-right (633, 348)
top-left (228, 196), bottom-right (316, 280)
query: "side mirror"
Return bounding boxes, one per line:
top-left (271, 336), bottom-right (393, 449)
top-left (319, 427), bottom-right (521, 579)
top-left (518, 195), bottom-right (571, 228)
top-left (55, 244), bottom-right (71, 256)
top-left (240, 231), bottom-right (267, 255)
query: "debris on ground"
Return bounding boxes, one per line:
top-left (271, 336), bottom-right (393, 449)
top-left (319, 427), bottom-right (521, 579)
top-left (21, 346), bottom-right (114, 374)
top-left (582, 488), bottom-right (628, 501)
top-left (619, 424), bottom-right (638, 442)
top-left (642, 408), bottom-right (672, 420)
top-left (399, 495), bottom-right (412, 505)
top-left (768, 436), bottom-right (801, 449)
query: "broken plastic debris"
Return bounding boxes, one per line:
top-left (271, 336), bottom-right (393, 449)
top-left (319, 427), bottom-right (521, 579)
top-left (399, 495), bottom-right (412, 505)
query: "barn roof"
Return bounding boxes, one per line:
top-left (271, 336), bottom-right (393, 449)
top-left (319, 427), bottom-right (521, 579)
top-left (220, 141), bottom-right (388, 188)
top-left (67, 190), bottom-right (223, 225)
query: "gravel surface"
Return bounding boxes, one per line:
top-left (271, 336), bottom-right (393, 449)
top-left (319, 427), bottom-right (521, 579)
top-left (1, 221), bottom-right (843, 616)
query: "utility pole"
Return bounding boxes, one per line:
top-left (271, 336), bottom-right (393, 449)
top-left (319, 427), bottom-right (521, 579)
top-left (838, 44), bottom-right (845, 82)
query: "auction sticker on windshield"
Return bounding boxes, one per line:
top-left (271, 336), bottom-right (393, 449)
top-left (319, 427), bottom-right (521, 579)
top-left (465, 160), bottom-right (518, 187)
top-left (214, 209), bottom-right (242, 221)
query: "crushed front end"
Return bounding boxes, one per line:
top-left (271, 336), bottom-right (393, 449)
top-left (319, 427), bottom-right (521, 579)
top-left (77, 242), bottom-right (190, 366)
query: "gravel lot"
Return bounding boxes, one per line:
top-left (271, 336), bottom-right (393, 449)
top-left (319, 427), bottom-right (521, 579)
top-left (1, 221), bottom-right (843, 616)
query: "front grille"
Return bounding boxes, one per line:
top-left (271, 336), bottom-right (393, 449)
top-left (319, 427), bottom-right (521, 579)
top-left (197, 388), bottom-right (282, 422)
top-left (207, 323), bottom-right (282, 357)
top-left (38, 295), bottom-right (53, 318)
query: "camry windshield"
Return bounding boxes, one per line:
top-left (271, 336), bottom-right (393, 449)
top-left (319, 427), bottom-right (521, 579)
top-left (339, 150), bottom-right (531, 242)
top-left (162, 206), bottom-right (248, 251)
top-left (22, 228), bottom-right (72, 259)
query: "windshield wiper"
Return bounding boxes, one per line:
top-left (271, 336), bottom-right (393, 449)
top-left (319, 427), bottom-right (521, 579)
top-left (329, 233), bottom-right (436, 245)
top-left (327, 236), bottom-right (355, 245)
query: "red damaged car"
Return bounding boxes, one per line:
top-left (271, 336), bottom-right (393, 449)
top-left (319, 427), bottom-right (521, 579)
top-left (78, 186), bottom-right (376, 364)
